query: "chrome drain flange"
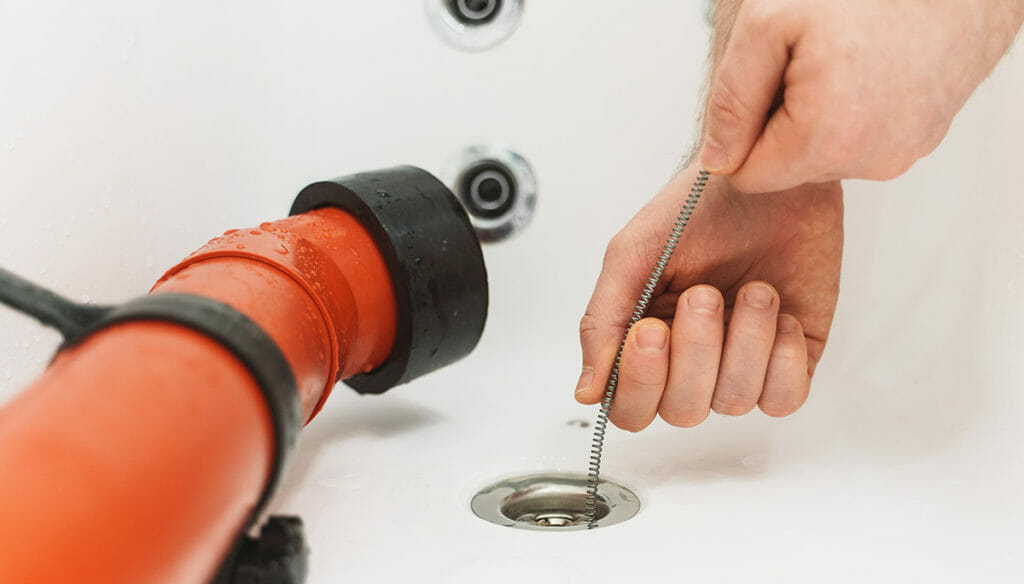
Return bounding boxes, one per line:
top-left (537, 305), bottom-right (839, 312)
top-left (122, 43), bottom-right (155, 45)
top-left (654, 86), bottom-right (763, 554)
top-left (471, 472), bottom-right (639, 531)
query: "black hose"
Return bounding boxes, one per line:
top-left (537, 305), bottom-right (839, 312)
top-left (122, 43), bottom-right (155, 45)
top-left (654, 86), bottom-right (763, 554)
top-left (0, 267), bottom-right (109, 340)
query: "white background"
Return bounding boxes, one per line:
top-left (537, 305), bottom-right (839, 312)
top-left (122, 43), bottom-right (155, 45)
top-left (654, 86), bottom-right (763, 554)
top-left (2, 2), bottom-right (1023, 582)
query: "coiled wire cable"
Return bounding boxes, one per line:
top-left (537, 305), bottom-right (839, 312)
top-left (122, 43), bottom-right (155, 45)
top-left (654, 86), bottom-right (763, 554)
top-left (584, 169), bottom-right (710, 528)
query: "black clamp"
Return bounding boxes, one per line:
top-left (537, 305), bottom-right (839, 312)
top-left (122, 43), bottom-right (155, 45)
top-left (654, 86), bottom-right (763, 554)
top-left (0, 268), bottom-right (307, 584)
top-left (224, 516), bottom-right (309, 584)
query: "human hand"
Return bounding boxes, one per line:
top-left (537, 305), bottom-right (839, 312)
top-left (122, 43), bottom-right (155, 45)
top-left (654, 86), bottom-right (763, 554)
top-left (699, 0), bottom-right (1024, 193)
top-left (575, 167), bottom-right (843, 430)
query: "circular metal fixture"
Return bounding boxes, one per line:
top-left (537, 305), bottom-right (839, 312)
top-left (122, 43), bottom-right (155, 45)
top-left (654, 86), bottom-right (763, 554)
top-left (443, 144), bottom-right (536, 242)
top-left (425, 0), bottom-right (524, 51)
top-left (471, 472), bottom-right (640, 531)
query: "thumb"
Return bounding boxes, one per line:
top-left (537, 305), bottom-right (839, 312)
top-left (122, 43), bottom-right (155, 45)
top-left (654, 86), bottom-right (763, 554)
top-left (699, 5), bottom-right (792, 176)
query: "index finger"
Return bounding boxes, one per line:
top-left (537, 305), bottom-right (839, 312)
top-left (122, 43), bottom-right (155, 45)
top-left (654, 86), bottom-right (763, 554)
top-left (576, 238), bottom-right (650, 405)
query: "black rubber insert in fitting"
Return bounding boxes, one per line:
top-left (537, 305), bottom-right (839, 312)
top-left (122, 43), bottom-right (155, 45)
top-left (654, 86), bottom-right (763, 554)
top-left (446, 0), bottom-right (503, 25)
top-left (457, 160), bottom-right (518, 220)
top-left (289, 165), bottom-right (489, 395)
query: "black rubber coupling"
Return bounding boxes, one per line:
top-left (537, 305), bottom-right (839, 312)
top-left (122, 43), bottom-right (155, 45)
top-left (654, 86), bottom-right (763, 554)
top-left (289, 165), bottom-right (489, 394)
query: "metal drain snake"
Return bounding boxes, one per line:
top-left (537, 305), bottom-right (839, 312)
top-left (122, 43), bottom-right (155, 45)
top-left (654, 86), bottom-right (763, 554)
top-left (584, 169), bottom-right (710, 528)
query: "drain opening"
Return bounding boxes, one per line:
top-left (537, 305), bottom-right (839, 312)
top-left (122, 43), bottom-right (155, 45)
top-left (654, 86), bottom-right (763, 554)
top-left (425, 0), bottom-right (524, 52)
top-left (443, 144), bottom-right (537, 243)
top-left (471, 472), bottom-right (638, 531)
top-left (501, 486), bottom-right (610, 527)
top-left (459, 161), bottom-right (517, 219)
top-left (446, 0), bottom-right (503, 24)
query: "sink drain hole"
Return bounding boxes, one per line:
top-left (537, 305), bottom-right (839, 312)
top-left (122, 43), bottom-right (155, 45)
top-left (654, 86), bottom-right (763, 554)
top-left (501, 489), bottom-right (610, 527)
top-left (471, 472), bottom-right (638, 531)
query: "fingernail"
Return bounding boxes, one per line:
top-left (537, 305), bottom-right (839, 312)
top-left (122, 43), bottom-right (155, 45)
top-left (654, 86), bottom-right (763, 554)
top-left (687, 287), bottom-right (721, 314)
top-left (700, 137), bottom-right (729, 172)
top-left (636, 324), bottom-right (668, 351)
top-left (575, 367), bottom-right (594, 395)
top-left (745, 283), bottom-right (774, 309)
top-left (777, 314), bottom-right (797, 334)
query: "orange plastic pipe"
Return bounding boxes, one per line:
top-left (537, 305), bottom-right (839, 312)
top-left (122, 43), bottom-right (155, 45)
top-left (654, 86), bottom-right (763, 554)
top-left (0, 207), bottom-right (396, 583)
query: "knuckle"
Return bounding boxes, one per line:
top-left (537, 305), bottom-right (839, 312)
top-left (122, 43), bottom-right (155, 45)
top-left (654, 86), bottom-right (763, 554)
top-left (813, 134), bottom-right (853, 177)
top-left (621, 372), bottom-right (661, 391)
top-left (618, 364), bottom-right (666, 396)
top-left (674, 321), bottom-right (723, 352)
top-left (686, 336), bottom-right (724, 353)
top-left (579, 313), bottom-right (599, 338)
top-left (894, 155), bottom-right (918, 178)
top-left (803, 113), bottom-right (861, 176)
top-left (741, 0), bottom-right (781, 28)
top-left (603, 232), bottom-right (631, 265)
top-left (707, 82), bottom-right (750, 129)
top-left (920, 124), bottom-right (948, 156)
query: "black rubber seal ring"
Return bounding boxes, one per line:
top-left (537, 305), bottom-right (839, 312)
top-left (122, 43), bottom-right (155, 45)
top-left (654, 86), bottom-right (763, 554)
top-left (289, 165), bottom-right (488, 395)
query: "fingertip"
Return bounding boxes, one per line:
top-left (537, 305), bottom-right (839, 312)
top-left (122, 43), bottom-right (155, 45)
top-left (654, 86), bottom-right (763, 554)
top-left (699, 138), bottom-right (732, 174)
top-left (776, 313), bottom-right (800, 335)
top-left (711, 396), bottom-right (758, 417)
top-left (741, 281), bottom-right (778, 310)
top-left (574, 367), bottom-right (600, 405)
top-left (631, 318), bottom-right (670, 352)
top-left (610, 417), bottom-right (650, 433)
top-left (758, 382), bottom-right (808, 418)
top-left (758, 398), bottom-right (803, 418)
top-left (681, 284), bottom-right (724, 315)
top-left (659, 407), bottom-right (709, 429)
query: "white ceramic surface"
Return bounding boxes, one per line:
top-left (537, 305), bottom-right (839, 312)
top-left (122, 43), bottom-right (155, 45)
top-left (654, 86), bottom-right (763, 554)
top-left (2, 2), bottom-right (1023, 582)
